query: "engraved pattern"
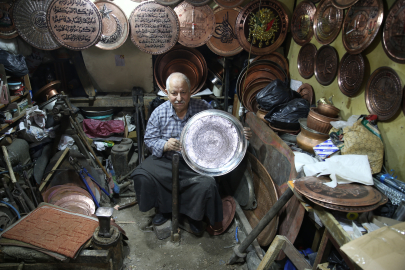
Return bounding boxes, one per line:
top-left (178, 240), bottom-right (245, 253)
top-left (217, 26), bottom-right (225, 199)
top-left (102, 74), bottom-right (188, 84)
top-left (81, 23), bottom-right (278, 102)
top-left (382, 0), bottom-right (405, 63)
top-left (298, 43), bottom-right (317, 79)
top-left (314, 45), bottom-right (338, 85)
top-left (291, 1), bottom-right (316, 46)
top-left (338, 52), bottom-right (365, 97)
top-left (313, 0), bottom-right (343, 45)
top-left (100, 15), bottom-right (122, 44)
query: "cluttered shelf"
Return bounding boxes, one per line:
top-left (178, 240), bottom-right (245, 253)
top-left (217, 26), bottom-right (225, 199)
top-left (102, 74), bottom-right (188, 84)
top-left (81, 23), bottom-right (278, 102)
top-left (0, 108), bottom-right (27, 132)
top-left (0, 91), bottom-right (29, 110)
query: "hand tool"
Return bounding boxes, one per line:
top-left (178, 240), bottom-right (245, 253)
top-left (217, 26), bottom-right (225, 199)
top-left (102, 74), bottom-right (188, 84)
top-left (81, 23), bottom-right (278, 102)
top-left (171, 153), bottom-right (180, 242)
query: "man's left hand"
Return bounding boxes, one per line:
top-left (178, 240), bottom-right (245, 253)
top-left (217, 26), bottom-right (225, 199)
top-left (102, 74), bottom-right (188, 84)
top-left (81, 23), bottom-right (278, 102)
top-left (243, 127), bottom-right (252, 141)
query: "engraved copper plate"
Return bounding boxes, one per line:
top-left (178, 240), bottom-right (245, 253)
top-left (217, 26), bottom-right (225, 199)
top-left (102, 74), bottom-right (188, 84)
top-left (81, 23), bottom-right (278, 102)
top-left (214, 0), bottom-right (244, 9)
top-left (331, 0), bottom-right (360, 9)
top-left (297, 43), bottom-right (317, 79)
top-left (130, 1), bottom-right (179, 55)
top-left (47, 0), bottom-right (102, 51)
top-left (313, 0), bottom-right (343, 45)
top-left (295, 176), bottom-right (383, 207)
top-left (94, 1), bottom-right (129, 50)
top-left (180, 109), bottom-right (247, 177)
top-left (236, 0), bottom-right (289, 56)
top-left (342, 0), bottom-right (384, 54)
top-left (174, 2), bottom-right (215, 48)
top-left (185, 0), bottom-right (210, 6)
top-left (314, 45), bottom-right (338, 86)
top-left (304, 194), bottom-right (382, 213)
top-left (13, 0), bottom-right (60, 50)
top-left (206, 7), bottom-right (243, 57)
top-left (297, 83), bottom-right (314, 104)
top-left (0, 2), bottom-right (18, 39)
top-left (338, 52), bottom-right (365, 97)
top-left (365, 66), bottom-right (403, 121)
top-left (382, 0), bottom-right (405, 64)
top-left (291, 1), bottom-right (316, 46)
top-left (155, 0), bottom-right (182, 6)
top-left (54, 195), bottom-right (96, 216)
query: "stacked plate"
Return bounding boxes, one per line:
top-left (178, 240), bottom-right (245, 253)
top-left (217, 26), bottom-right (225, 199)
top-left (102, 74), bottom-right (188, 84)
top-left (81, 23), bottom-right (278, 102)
top-left (154, 45), bottom-right (207, 95)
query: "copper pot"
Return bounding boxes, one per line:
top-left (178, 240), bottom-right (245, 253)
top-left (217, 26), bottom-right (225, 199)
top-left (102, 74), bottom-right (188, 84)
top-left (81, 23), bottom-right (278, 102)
top-left (297, 118), bottom-right (329, 154)
top-left (317, 103), bottom-right (340, 118)
top-left (307, 108), bottom-right (339, 134)
top-left (256, 105), bottom-right (269, 124)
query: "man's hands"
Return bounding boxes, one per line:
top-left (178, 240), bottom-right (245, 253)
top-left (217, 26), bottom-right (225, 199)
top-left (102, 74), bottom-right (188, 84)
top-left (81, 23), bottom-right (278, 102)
top-left (243, 127), bottom-right (252, 141)
top-left (164, 138), bottom-right (181, 152)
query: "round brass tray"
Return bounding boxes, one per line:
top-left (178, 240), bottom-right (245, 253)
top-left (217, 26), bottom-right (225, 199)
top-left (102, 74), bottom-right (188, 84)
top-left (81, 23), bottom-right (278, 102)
top-left (314, 45), bottom-right (338, 86)
top-left (338, 52), bottom-right (365, 97)
top-left (0, 2), bottom-right (18, 39)
top-left (214, 0), bottom-right (244, 8)
top-left (331, 0), bottom-right (360, 9)
top-left (313, 0), bottom-right (343, 45)
top-left (382, 0), bottom-right (405, 64)
top-left (291, 1), bottom-right (316, 46)
top-left (297, 43), bottom-right (317, 79)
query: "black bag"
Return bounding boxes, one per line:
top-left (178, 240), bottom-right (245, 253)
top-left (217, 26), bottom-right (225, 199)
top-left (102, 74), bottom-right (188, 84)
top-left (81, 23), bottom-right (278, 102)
top-left (266, 98), bottom-right (310, 130)
top-left (256, 79), bottom-right (298, 113)
top-left (0, 50), bottom-right (28, 77)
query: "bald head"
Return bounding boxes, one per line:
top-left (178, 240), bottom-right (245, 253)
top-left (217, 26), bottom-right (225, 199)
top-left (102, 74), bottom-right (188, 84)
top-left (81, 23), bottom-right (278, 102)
top-left (166, 72), bottom-right (191, 92)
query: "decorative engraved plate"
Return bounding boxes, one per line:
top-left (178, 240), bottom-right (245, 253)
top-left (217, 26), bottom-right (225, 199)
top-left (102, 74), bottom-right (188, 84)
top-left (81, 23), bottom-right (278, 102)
top-left (291, 1), bottom-right (316, 46)
top-left (338, 52), bottom-right (365, 97)
top-left (382, 0), bottom-right (405, 64)
top-left (0, 2), bottom-right (18, 39)
top-left (297, 43), bottom-right (317, 79)
top-left (314, 45), bottom-right (338, 86)
top-left (313, 0), bottom-right (343, 45)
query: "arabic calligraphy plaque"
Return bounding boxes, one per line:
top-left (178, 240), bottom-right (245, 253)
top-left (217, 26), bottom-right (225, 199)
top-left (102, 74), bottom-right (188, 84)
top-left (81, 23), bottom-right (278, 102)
top-left (207, 7), bottom-right (242, 57)
top-left (155, 0), bottom-right (182, 6)
top-left (331, 0), bottom-right (360, 9)
top-left (130, 1), bottom-right (179, 55)
top-left (313, 0), bottom-right (343, 45)
top-left (314, 45), bottom-right (338, 86)
top-left (0, 2), bottom-right (18, 39)
top-left (174, 2), bottom-right (215, 48)
top-left (236, 0), bottom-right (289, 56)
top-left (291, 1), bottom-right (316, 46)
top-left (47, 0), bottom-right (102, 50)
top-left (214, 0), bottom-right (244, 9)
top-left (382, 0), bottom-right (405, 64)
top-left (338, 52), bottom-right (365, 97)
top-left (297, 43), bottom-right (317, 79)
top-left (94, 1), bottom-right (129, 50)
top-left (342, 0), bottom-right (384, 54)
top-left (185, 0), bottom-right (211, 6)
top-left (365, 66), bottom-right (402, 121)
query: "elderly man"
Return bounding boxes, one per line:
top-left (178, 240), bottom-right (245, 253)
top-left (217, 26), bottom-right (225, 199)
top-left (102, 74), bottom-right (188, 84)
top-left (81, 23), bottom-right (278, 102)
top-left (132, 72), bottom-right (250, 235)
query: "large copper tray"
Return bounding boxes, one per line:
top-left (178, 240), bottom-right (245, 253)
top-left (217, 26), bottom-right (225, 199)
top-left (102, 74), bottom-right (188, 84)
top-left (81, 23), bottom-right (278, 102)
top-left (291, 1), bottom-right (316, 46)
top-left (297, 43), bottom-right (317, 79)
top-left (338, 52), bottom-right (365, 97)
top-left (314, 45), bottom-right (338, 86)
top-left (295, 176), bottom-right (383, 207)
top-left (0, 2), bottom-right (18, 39)
top-left (313, 0), bottom-right (343, 45)
top-left (382, 0), bottom-right (405, 64)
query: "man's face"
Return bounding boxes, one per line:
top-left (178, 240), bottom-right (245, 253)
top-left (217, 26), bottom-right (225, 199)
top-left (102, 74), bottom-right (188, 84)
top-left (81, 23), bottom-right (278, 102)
top-left (167, 77), bottom-right (191, 114)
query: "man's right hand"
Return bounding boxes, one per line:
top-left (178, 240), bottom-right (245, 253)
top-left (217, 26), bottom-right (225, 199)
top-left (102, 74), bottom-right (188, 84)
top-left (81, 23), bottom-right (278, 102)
top-left (163, 138), bottom-right (181, 152)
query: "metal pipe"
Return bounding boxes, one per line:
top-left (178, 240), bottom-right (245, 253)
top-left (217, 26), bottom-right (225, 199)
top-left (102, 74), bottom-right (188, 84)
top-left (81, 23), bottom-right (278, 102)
top-left (171, 154), bottom-right (180, 242)
top-left (224, 58), bottom-right (229, 112)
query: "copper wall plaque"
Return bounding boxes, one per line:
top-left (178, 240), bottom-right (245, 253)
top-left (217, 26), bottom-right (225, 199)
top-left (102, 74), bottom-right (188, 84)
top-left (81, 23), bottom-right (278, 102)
top-left (0, 2), bottom-right (18, 39)
top-left (185, 0), bottom-right (210, 6)
top-left (206, 7), bottom-right (243, 57)
top-left (331, 0), bottom-right (360, 9)
top-left (174, 2), bottom-right (215, 48)
top-left (297, 43), bottom-right (317, 79)
top-left (214, 0), bottom-right (244, 9)
top-left (13, 0), bottom-right (60, 50)
top-left (314, 45), bottom-right (338, 86)
top-left (313, 0), bottom-right (343, 45)
top-left (47, 0), bottom-right (102, 51)
top-left (382, 0), bottom-right (405, 64)
top-left (338, 52), bottom-right (365, 97)
top-left (94, 1), bottom-right (129, 50)
top-left (365, 67), bottom-right (403, 121)
top-left (291, 1), bottom-right (316, 46)
top-left (155, 0), bottom-right (182, 6)
top-left (342, 0), bottom-right (384, 54)
top-left (130, 1), bottom-right (179, 55)
top-left (236, 0), bottom-right (288, 56)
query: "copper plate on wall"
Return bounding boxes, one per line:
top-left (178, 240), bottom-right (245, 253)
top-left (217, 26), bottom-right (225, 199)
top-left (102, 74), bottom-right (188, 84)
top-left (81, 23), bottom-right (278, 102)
top-left (291, 1), bottom-right (316, 46)
top-left (174, 2), bottom-right (215, 48)
top-left (185, 0), bottom-right (211, 6)
top-left (313, 0), bottom-right (343, 45)
top-left (47, 0), bottom-right (102, 50)
top-left (314, 45), bottom-right (338, 86)
top-left (207, 7), bottom-right (243, 57)
top-left (214, 0), bottom-right (244, 9)
top-left (382, 0), bottom-right (405, 64)
top-left (338, 52), bottom-right (365, 97)
top-left (155, 0), bottom-right (182, 5)
top-left (331, 0), bottom-right (360, 9)
top-left (297, 83), bottom-right (314, 104)
top-left (94, 1), bottom-right (129, 50)
top-left (130, 1), bottom-right (179, 55)
top-left (342, 0), bottom-right (384, 54)
top-left (0, 2), bottom-right (18, 39)
top-left (297, 43), bottom-right (317, 79)
top-left (236, 0), bottom-right (289, 56)
top-left (365, 66), bottom-right (403, 121)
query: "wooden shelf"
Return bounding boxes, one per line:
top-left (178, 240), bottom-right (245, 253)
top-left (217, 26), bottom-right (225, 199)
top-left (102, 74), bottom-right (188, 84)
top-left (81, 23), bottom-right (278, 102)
top-left (0, 91), bottom-right (30, 110)
top-left (0, 108), bottom-right (27, 132)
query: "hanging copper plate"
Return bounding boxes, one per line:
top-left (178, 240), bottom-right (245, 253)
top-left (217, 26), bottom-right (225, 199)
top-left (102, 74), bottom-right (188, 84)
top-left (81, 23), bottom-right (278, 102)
top-left (13, 0), bottom-right (60, 50)
top-left (295, 176), bottom-right (383, 207)
top-left (155, 0), bottom-right (182, 5)
top-left (0, 2), bottom-right (17, 39)
top-left (243, 152), bottom-right (279, 246)
top-left (314, 45), bottom-right (338, 86)
top-left (47, 0), bottom-right (102, 50)
top-left (382, 0), bottom-right (405, 64)
top-left (162, 59), bottom-right (200, 92)
top-left (253, 52), bottom-right (289, 77)
top-left (185, 0), bottom-right (211, 6)
top-left (236, 0), bottom-right (289, 56)
top-left (207, 7), bottom-right (243, 57)
top-left (94, 1), bottom-right (129, 50)
top-left (313, 0), bottom-right (343, 45)
top-left (214, 0), bottom-right (244, 9)
top-left (338, 52), bottom-right (365, 97)
top-left (130, 1), bottom-right (179, 55)
top-left (297, 43), bottom-right (317, 79)
top-left (331, 0), bottom-right (360, 9)
top-left (291, 1), bottom-right (316, 46)
top-left (342, 0), bottom-right (384, 54)
top-left (174, 2), bottom-right (215, 48)
top-left (365, 66), bottom-right (402, 121)
top-left (297, 83), bottom-right (314, 105)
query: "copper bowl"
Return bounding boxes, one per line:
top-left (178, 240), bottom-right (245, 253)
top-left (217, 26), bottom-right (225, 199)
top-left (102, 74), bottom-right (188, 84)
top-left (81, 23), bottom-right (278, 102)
top-left (307, 108), bottom-right (339, 134)
top-left (297, 118), bottom-right (329, 153)
top-left (256, 105), bottom-right (269, 124)
top-left (317, 103), bottom-right (340, 118)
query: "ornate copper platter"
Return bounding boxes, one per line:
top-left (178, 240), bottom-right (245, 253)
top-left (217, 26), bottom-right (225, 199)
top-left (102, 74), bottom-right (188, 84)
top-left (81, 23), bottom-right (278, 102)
top-left (338, 52), bottom-right (365, 97)
top-left (291, 1), bottom-right (316, 46)
top-left (155, 0), bottom-right (182, 5)
top-left (185, 0), bottom-right (210, 6)
top-left (174, 2), bottom-right (215, 47)
top-left (313, 0), bottom-right (343, 45)
top-left (207, 7), bottom-right (243, 57)
top-left (297, 43), bottom-right (317, 79)
top-left (331, 0), bottom-right (360, 9)
top-left (130, 1), bottom-right (179, 55)
top-left (236, 0), bottom-right (289, 56)
top-left (382, 0), bottom-right (405, 64)
top-left (253, 51), bottom-right (289, 77)
top-left (297, 83), bottom-right (314, 104)
top-left (13, 0), bottom-right (60, 50)
top-left (47, 0), bottom-right (102, 50)
top-left (342, 0), bottom-right (384, 54)
top-left (365, 66), bottom-right (403, 121)
top-left (303, 194), bottom-right (382, 213)
top-left (295, 176), bottom-right (383, 207)
top-left (0, 2), bottom-right (18, 39)
top-left (214, 0), bottom-right (244, 9)
top-left (94, 1), bottom-right (129, 50)
top-left (314, 45), bottom-right (338, 86)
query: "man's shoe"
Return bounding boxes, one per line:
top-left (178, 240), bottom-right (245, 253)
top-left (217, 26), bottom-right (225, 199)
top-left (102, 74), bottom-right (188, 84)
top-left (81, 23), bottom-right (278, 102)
top-left (188, 218), bottom-right (203, 236)
top-left (152, 212), bottom-right (169, 226)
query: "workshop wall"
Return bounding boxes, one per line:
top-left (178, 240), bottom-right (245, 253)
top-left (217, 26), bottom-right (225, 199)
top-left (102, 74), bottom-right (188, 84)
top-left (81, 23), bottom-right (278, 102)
top-left (287, 0), bottom-right (405, 180)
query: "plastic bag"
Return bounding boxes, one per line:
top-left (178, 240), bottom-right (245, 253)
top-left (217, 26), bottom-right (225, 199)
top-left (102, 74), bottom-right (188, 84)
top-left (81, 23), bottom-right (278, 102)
top-left (256, 79), bottom-right (296, 112)
top-left (266, 98), bottom-right (310, 130)
top-left (0, 49), bottom-right (28, 77)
